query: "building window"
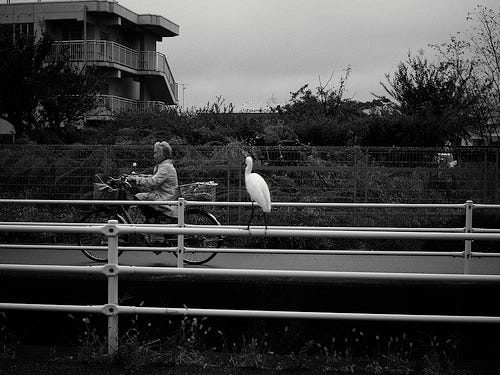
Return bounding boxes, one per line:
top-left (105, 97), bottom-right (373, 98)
top-left (0, 23), bottom-right (34, 40)
top-left (0, 24), bottom-right (10, 38)
top-left (100, 31), bottom-right (110, 41)
top-left (62, 29), bottom-right (82, 41)
top-left (100, 83), bottom-right (110, 95)
top-left (15, 23), bottom-right (34, 37)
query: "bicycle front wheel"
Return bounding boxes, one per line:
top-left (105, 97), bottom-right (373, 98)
top-left (178, 208), bottom-right (221, 265)
top-left (78, 209), bottom-right (125, 262)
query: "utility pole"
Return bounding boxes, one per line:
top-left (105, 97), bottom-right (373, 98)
top-left (178, 83), bottom-right (187, 109)
top-left (83, 5), bottom-right (87, 68)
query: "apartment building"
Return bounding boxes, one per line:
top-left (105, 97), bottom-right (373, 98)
top-left (0, 0), bottom-right (179, 119)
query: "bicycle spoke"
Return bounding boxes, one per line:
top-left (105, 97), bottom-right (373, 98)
top-left (78, 209), bottom-right (124, 262)
top-left (181, 209), bottom-right (220, 265)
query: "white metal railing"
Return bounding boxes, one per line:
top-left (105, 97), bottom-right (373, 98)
top-left (89, 95), bottom-right (167, 116)
top-left (52, 40), bottom-right (177, 94)
top-left (2, 199), bottom-right (500, 354)
top-left (3, 0), bottom-right (94, 3)
top-left (1, 199), bottom-right (499, 269)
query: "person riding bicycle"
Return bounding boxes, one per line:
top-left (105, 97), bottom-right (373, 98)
top-left (126, 141), bottom-right (178, 224)
top-left (80, 140), bottom-right (220, 263)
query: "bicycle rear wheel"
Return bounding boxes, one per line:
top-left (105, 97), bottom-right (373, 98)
top-left (78, 209), bottom-right (125, 262)
top-left (175, 208), bottom-right (221, 265)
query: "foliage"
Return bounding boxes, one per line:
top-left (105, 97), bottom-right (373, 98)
top-left (108, 97), bottom-right (267, 146)
top-left (380, 50), bottom-right (483, 146)
top-left (0, 313), bottom-right (19, 360)
top-left (268, 67), bottom-right (370, 146)
top-left (360, 112), bottom-right (452, 147)
top-left (468, 6), bottom-right (500, 120)
top-left (0, 6), bottom-right (497, 149)
top-left (0, 31), bottom-right (47, 137)
top-left (279, 67), bottom-right (354, 120)
top-left (370, 5), bottom-right (499, 147)
top-left (432, 5), bottom-right (500, 145)
top-left (21, 316), bottom-right (474, 375)
top-left (34, 59), bottom-right (100, 141)
top-left (0, 29), bottom-right (100, 142)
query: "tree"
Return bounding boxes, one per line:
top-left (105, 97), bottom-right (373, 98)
top-left (380, 50), bottom-right (483, 145)
top-left (432, 5), bottom-right (500, 144)
top-left (0, 31), bottom-right (42, 137)
top-left (35, 54), bottom-right (100, 138)
top-left (280, 67), bottom-right (353, 120)
top-left (468, 6), bottom-right (500, 120)
top-left (275, 67), bottom-right (368, 146)
top-left (0, 30), bottom-right (100, 141)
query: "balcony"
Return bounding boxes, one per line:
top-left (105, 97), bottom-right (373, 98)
top-left (86, 94), bottom-right (169, 120)
top-left (52, 40), bottom-right (177, 103)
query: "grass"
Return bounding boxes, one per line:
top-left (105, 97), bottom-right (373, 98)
top-left (0, 317), bottom-right (19, 361)
top-left (2, 313), bottom-right (492, 375)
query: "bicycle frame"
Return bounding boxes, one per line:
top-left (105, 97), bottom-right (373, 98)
top-left (97, 179), bottom-right (143, 225)
top-left (80, 175), bottom-right (221, 265)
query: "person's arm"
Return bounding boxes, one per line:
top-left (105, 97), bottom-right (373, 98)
top-left (136, 163), bottom-right (175, 188)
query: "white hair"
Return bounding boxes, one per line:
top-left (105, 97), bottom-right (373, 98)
top-left (154, 141), bottom-right (172, 159)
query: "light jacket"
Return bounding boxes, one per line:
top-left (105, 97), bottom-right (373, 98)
top-left (135, 159), bottom-right (178, 217)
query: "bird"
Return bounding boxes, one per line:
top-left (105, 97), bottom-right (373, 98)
top-left (244, 156), bottom-right (271, 230)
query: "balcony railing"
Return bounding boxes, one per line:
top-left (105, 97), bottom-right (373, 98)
top-left (52, 40), bottom-right (177, 96)
top-left (88, 95), bottom-right (168, 117)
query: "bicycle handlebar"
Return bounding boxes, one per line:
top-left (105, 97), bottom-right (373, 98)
top-left (106, 175), bottom-right (132, 189)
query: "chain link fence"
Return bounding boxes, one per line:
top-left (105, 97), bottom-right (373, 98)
top-left (1, 144), bottom-right (499, 251)
top-left (1, 145), bottom-right (497, 201)
top-left (1, 145), bottom-right (499, 241)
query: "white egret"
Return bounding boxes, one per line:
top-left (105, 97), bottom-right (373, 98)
top-left (244, 156), bottom-right (271, 230)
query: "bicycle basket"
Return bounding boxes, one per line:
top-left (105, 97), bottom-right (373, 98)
top-left (179, 181), bottom-right (218, 201)
top-left (93, 182), bottom-right (119, 200)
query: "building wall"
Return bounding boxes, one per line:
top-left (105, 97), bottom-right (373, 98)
top-left (143, 33), bottom-right (157, 51)
top-left (0, 1), bottom-right (177, 106)
top-left (142, 82), bottom-right (155, 101)
top-left (2, 4), bottom-right (162, 52)
top-left (107, 77), bottom-right (140, 100)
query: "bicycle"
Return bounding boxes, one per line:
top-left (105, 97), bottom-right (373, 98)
top-left (77, 174), bottom-right (222, 265)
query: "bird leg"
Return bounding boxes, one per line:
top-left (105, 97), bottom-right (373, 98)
top-left (247, 201), bottom-right (255, 231)
top-left (263, 212), bottom-right (268, 233)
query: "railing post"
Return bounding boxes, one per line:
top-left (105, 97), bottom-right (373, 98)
top-left (177, 198), bottom-right (185, 268)
top-left (83, 6), bottom-right (87, 65)
top-left (495, 148), bottom-right (499, 203)
top-left (353, 148), bottom-right (357, 203)
top-left (464, 200), bottom-right (473, 274)
top-left (104, 219), bottom-right (119, 355)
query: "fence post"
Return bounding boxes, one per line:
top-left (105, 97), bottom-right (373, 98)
top-left (353, 149), bottom-right (357, 203)
top-left (104, 219), bottom-right (119, 355)
top-left (177, 198), bottom-right (185, 268)
top-left (482, 151), bottom-right (487, 201)
top-left (364, 150), bottom-right (369, 203)
top-left (495, 149), bottom-right (499, 203)
top-left (464, 200), bottom-right (473, 274)
top-left (227, 161), bottom-right (231, 222)
top-left (238, 164), bottom-right (243, 224)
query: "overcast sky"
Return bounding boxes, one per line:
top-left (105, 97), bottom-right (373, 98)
top-left (123, 0), bottom-right (499, 111)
